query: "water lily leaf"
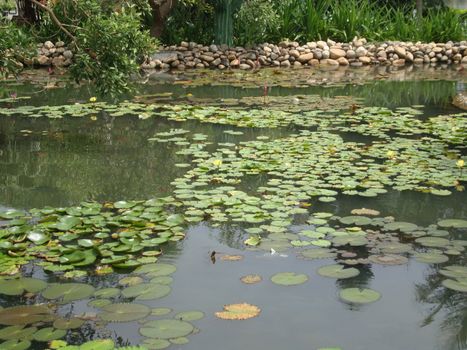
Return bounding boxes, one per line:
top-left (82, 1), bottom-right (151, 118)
top-left (94, 288), bottom-right (120, 298)
top-left (174, 311), bottom-right (204, 321)
top-left (99, 303), bottom-right (151, 322)
top-left (118, 276), bottom-right (144, 286)
top-left (332, 235), bottom-right (368, 247)
top-left (299, 249), bottom-right (337, 260)
top-left (80, 339), bottom-right (115, 350)
top-left (219, 254), bottom-right (243, 261)
top-left (438, 219), bottom-right (467, 229)
top-left (151, 308), bottom-right (172, 316)
top-left (442, 278), bottom-right (467, 292)
top-left (271, 272), bottom-right (308, 286)
top-left (27, 231), bottom-right (50, 245)
top-left (384, 222), bottom-right (418, 232)
top-left (33, 327), bottom-right (66, 341)
top-left (135, 263), bottom-right (176, 277)
top-left (244, 235), bottom-right (261, 246)
top-left (439, 265), bottom-right (467, 279)
top-left (42, 283), bottom-right (95, 302)
top-left (150, 276), bottom-right (173, 285)
top-left (214, 303), bottom-right (260, 320)
top-left (0, 325), bottom-right (37, 340)
top-left (142, 338), bottom-right (171, 349)
top-left (88, 299), bottom-right (112, 308)
top-left (339, 216), bottom-right (372, 226)
top-left (0, 306), bottom-right (52, 325)
top-left (311, 239), bottom-right (331, 248)
top-left (339, 288), bottom-right (381, 304)
top-left (317, 264), bottom-right (360, 279)
top-left (122, 283), bottom-right (171, 300)
top-left (0, 339), bottom-right (31, 350)
top-left (0, 277), bottom-right (47, 296)
top-left (53, 318), bottom-right (85, 330)
top-left (140, 319), bottom-right (194, 338)
top-left (351, 208), bottom-right (380, 216)
top-left (170, 337), bottom-right (189, 345)
top-left (369, 254), bottom-right (408, 265)
top-left (240, 274), bottom-right (262, 284)
top-left (414, 252), bottom-right (449, 264)
top-left (56, 216), bottom-right (81, 231)
top-left (415, 237), bottom-right (450, 248)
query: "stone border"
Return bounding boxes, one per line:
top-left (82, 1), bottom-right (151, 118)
top-left (143, 38), bottom-right (467, 70)
top-left (17, 38), bottom-right (467, 70)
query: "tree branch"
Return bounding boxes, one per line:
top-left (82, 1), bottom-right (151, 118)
top-left (30, 0), bottom-right (78, 47)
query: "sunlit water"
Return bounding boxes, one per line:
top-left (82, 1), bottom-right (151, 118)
top-left (0, 66), bottom-right (466, 350)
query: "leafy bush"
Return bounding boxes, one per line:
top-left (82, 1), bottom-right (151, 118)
top-left (234, 0), bottom-right (279, 45)
top-left (0, 20), bottom-right (33, 78)
top-left (69, 7), bottom-right (156, 95)
top-left (161, 0), bottom-right (215, 44)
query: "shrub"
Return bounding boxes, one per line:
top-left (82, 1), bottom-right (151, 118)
top-left (0, 20), bottom-right (33, 78)
top-left (234, 0), bottom-right (279, 45)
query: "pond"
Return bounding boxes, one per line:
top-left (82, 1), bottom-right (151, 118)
top-left (0, 65), bottom-right (466, 350)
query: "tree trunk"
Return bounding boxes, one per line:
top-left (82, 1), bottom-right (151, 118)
top-left (149, 0), bottom-right (177, 38)
top-left (416, 0), bottom-right (423, 16)
top-left (15, 0), bottom-right (41, 24)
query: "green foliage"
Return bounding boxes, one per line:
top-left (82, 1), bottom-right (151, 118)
top-left (234, 0), bottom-right (279, 46)
top-left (69, 8), bottom-right (156, 95)
top-left (0, 21), bottom-right (33, 79)
top-left (161, 0), bottom-right (466, 45)
top-left (162, 0), bottom-right (215, 44)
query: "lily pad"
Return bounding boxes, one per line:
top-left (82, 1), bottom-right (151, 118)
top-left (42, 283), bottom-right (95, 302)
top-left (317, 264), bottom-right (360, 279)
top-left (415, 237), bottom-right (450, 248)
top-left (369, 254), bottom-right (408, 265)
top-left (442, 278), bottom-right (467, 292)
top-left (271, 272), bottom-right (308, 286)
top-left (99, 303), bottom-right (151, 322)
top-left (0, 325), bottom-right (37, 340)
top-left (299, 249), bottom-right (337, 260)
top-left (438, 219), bottom-right (467, 229)
top-left (140, 319), bottom-right (194, 338)
top-left (32, 327), bottom-right (66, 342)
top-left (135, 263), bottom-right (176, 277)
top-left (121, 283), bottom-right (171, 300)
top-left (53, 318), bottom-right (85, 330)
top-left (339, 288), bottom-right (381, 304)
top-left (0, 339), bottom-right (31, 350)
top-left (240, 274), bottom-right (262, 284)
top-left (214, 303), bottom-right (261, 320)
top-left (0, 278), bottom-right (47, 296)
top-left (414, 252), bottom-right (449, 264)
top-left (0, 306), bottom-right (52, 325)
top-left (174, 311), bottom-right (204, 321)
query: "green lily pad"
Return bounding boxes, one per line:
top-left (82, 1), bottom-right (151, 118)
top-left (121, 283), bottom-right (171, 300)
top-left (438, 219), bottom-right (467, 229)
top-left (0, 306), bottom-right (52, 325)
top-left (99, 303), bottom-right (151, 322)
top-left (369, 254), bottom-right (408, 265)
top-left (142, 338), bottom-right (171, 349)
top-left (317, 264), bottom-right (360, 279)
top-left (0, 325), bottom-right (37, 340)
top-left (332, 235), bottom-right (368, 247)
top-left (339, 288), bottom-right (381, 304)
top-left (53, 318), bottom-right (85, 330)
top-left (135, 263), bottom-right (176, 277)
top-left (0, 278), bottom-right (47, 296)
top-left (414, 252), bottom-right (449, 264)
top-left (339, 216), bottom-right (372, 226)
top-left (42, 283), bottom-right (95, 302)
top-left (140, 319), bottom-right (194, 339)
top-left (0, 339), bottom-right (31, 350)
top-left (174, 311), bottom-right (204, 321)
top-left (80, 339), bottom-right (115, 350)
top-left (415, 237), bottom-right (450, 248)
top-left (439, 265), bottom-right (467, 279)
top-left (442, 278), bottom-right (467, 292)
top-left (152, 308), bottom-right (172, 316)
top-left (94, 288), bottom-right (120, 299)
top-left (271, 272), bottom-right (308, 286)
top-left (33, 327), bottom-right (66, 342)
top-left (384, 222), bottom-right (418, 232)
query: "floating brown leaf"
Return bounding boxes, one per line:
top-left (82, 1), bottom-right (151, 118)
top-left (215, 303), bottom-right (260, 320)
top-left (240, 274), bottom-right (262, 284)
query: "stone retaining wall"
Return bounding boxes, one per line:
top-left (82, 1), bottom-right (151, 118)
top-left (25, 38), bottom-right (467, 70)
top-left (143, 38), bottom-right (467, 70)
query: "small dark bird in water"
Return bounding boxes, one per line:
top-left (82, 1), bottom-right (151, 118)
top-left (210, 251), bottom-right (216, 264)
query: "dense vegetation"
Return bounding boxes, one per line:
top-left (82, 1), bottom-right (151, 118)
top-left (163, 0), bottom-right (466, 45)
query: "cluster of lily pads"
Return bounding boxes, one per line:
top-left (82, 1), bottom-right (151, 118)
top-left (0, 259), bottom-right (209, 350)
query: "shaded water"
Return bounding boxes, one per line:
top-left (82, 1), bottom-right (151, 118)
top-left (0, 67), bottom-right (466, 350)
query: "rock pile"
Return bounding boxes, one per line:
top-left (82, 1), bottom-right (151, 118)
top-left (142, 38), bottom-right (467, 70)
top-left (25, 40), bottom-right (74, 67)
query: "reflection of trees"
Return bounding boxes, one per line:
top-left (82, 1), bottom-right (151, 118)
top-left (415, 255), bottom-right (467, 350)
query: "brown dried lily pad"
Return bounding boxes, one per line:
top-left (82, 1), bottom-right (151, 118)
top-left (220, 255), bottom-right (244, 261)
top-left (369, 254), bottom-right (408, 265)
top-left (215, 303), bottom-right (261, 320)
top-left (351, 208), bottom-right (380, 216)
top-left (240, 274), bottom-right (262, 284)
